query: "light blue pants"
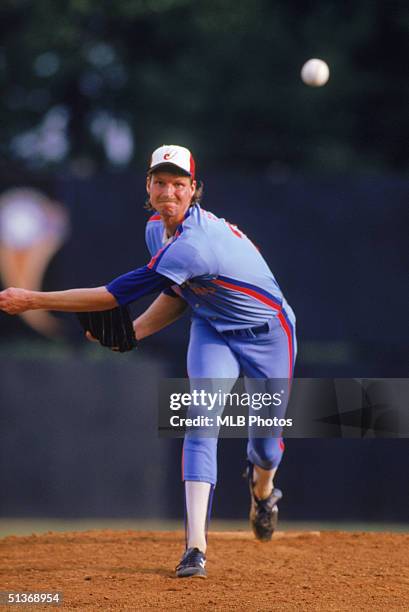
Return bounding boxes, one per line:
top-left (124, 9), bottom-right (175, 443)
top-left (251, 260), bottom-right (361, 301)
top-left (182, 314), bottom-right (296, 485)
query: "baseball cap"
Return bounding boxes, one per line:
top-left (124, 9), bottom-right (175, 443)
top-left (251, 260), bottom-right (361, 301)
top-left (149, 145), bottom-right (195, 179)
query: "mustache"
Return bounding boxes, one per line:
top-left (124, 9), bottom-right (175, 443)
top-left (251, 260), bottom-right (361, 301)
top-left (157, 198), bottom-right (177, 203)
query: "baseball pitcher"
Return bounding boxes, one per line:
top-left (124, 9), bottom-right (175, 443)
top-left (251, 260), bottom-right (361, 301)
top-left (0, 145), bottom-right (296, 578)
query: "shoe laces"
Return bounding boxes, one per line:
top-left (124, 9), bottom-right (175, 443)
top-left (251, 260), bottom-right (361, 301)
top-left (178, 547), bottom-right (205, 568)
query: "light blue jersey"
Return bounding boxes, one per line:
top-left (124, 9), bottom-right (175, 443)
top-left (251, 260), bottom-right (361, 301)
top-left (145, 204), bottom-right (295, 336)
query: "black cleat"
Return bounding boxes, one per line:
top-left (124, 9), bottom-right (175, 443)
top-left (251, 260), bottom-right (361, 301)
top-left (245, 462), bottom-right (282, 542)
top-left (176, 547), bottom-right (207, 578)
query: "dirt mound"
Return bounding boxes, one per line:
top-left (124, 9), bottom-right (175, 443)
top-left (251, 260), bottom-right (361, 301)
top-left (1, 530), bottom-right (408, 610)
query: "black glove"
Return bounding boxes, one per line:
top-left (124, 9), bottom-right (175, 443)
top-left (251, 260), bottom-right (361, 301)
top-left (76, 305), bottom-right (138, 352)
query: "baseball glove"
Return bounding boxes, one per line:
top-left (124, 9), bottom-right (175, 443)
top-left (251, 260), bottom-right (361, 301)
top-left (76, 306), bottom-right (138, 352)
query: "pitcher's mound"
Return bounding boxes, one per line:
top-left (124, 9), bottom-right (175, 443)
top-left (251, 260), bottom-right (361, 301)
top-left (1, 530), bottom-right (408, 610)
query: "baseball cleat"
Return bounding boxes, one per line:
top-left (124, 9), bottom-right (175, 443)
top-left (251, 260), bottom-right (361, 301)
top-left (175, 547), bottom-right (207, 578)
top-left (245, 462), bottom-right (282, 542)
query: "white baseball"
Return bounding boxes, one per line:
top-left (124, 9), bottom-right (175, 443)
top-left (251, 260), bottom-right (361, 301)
top-left (301, 59), bottom-right (330, 87)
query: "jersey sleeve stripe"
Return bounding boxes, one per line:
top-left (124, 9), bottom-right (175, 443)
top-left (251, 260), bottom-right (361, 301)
top-left (147, 228), bottom-right (182, 270)
top-left (147, 243), bottom-right (169, 270)
top-left (146, 208), bottom-right (192, 270)
top-left (148, 214), bottom-right (162, 222)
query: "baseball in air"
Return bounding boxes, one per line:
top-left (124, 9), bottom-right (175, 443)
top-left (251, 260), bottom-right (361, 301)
top-left (301, 59), bottom-right (330, 87)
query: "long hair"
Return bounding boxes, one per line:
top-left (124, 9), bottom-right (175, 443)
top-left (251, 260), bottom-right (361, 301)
top-left (144, 171), bottom-right (204, 211)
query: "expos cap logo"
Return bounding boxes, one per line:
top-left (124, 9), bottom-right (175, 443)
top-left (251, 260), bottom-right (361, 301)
top-left (163, 150), bottom-right (178, 161)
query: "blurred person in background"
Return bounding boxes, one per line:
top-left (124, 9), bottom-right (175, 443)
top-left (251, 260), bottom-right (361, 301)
top-left (0, 188), bottom-right (69, 337)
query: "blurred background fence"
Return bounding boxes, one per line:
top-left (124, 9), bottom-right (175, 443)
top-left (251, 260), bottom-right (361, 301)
top-left (1, 172), bottom-right (407, 523)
